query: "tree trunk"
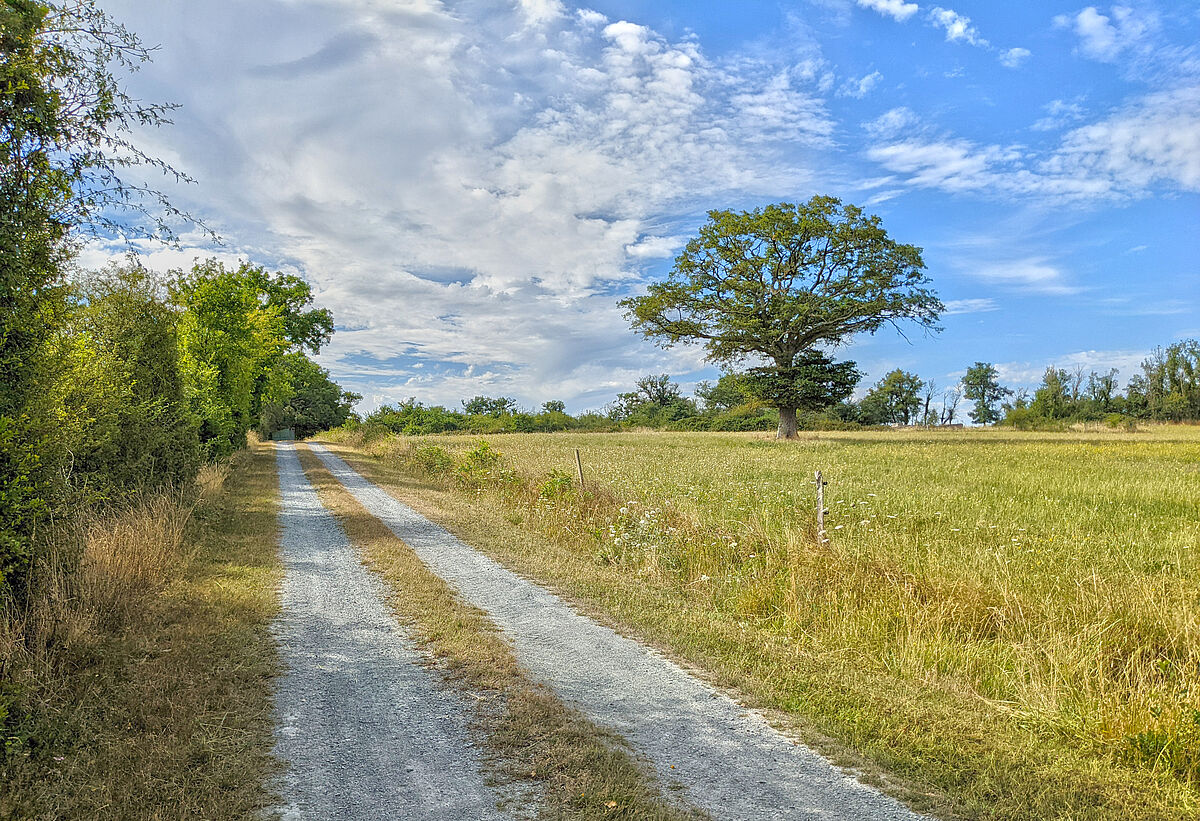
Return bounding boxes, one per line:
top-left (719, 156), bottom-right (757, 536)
top-left (776, 406), bottom-right (798, 439)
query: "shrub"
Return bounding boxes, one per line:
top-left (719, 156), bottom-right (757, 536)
top-left (537, 470), bottom-right (575, 500)
top-left (412, 444), bottom-right (453, 475)
top-left (455, 441), bottom-right (515, 488)
top-left (711, 404), bottom-right (777, 432)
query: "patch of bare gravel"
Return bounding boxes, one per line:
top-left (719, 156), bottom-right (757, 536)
top-left (272, 443), bottom-right (510, 820)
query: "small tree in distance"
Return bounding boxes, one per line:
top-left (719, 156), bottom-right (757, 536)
top-left (462, 396), bottom-right (519, 417)
top-left (620, 197), bottom-right (942, 438)
top-left (609, 374), bottom-right (696, 423)
top-left (859, 369), bottom-right (925, 425)
top-left (962, 362), bottom-right (1011, 425)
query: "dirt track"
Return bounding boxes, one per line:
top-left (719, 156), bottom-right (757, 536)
top-left (308, 442), bottom-right (929, 821)
top-left (272, 443), bottom-right (509, 819)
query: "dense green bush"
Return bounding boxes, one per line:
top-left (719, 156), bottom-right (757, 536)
top-left (0, 2), bottom-right (352, 598)
top-left (258, 354), bottom-right (358, 439)
top-left (712, 405), bottom-right (778, 431)
top-left (412, 444), bottom-right (454, 475)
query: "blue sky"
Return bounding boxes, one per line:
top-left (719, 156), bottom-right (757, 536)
top-left (92, 0), bottom-right (1199, 414)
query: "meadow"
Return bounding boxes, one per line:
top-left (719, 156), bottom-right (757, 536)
top-left (325, 424), bottom-right (1200, 820)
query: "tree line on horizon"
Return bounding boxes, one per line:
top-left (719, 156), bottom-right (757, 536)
top-left (356, 338), bottom-right (1200, 437)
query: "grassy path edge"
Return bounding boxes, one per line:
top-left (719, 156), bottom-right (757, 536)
top-left (1, 441), bottom-right (283, 819)
top-left (314, 440), bottom-right (954, 818)
top-left (318, 434), bottom-right (1200, 821)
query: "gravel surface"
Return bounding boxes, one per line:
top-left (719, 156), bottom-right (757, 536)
top-left (310, 443), bottom-right (932, 821)
top-left (272, 443), bottom-right (508, 820)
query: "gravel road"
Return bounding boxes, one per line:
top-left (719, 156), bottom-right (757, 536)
top-left (272, 443), bottom-right (508, 820)
top-left (309, 443), bottom-right (931, 821)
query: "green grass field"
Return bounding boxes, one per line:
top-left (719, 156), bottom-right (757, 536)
top-left (327, 424), bottom-right (1200, 820)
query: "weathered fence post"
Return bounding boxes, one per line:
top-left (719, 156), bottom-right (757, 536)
top-left (815, 470), bottom-right (826, 540)
top-left (575, 448), bottom-right (586, 492)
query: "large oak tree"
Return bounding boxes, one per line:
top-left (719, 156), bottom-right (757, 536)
top-left (621, 196), bottom-right (942, 438)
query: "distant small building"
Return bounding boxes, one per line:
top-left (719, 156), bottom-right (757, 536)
top-left (270, 428), bottom-right (296, 441)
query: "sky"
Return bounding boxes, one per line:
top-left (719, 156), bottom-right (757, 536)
top-left (88, 0), bottom-right (1200, 414)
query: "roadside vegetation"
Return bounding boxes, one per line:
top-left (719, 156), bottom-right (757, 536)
top-left (320, 425), bottom-right (1200, 821)
top-left (2, 8), bottom-right (353, 813)
top-left (294, 444), bottom-right (706, 821)
top-left (0, 441), bottom-right (281, 819)
top-left (6, 3), bottom-right (1196, 819)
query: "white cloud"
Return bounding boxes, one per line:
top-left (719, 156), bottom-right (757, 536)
top-left (723, 62), bottom-right (836, 143)
top-left (625, 235), bottom-right (683, 259)
top-left (73, 232), bottom-right (253, 275)
top-left (996, 349), bottom-right (1148, 387)
top-left (1056, 5), bottom-right (1155, 63)
top-left (1045, 84), bottom-right (1200, 192)
top-left (856, 0), bottom-right (919, 23)
top-left (1031, 98), bottom-right (1087, 131)
top-left (837, 70), bottom-right (883, 98)
top-left (863, 189), bottom-right (904, 205)
top-left (861, 0), bottom-right (1025, 63)
top-left (862, 106), bottom-right (919, 138)
top-left (928, 7), bottom-right (987, 47)
top-left (866, 85), bottom-right (1200, 199)
top-left (942, 298), bottom-right (999, 315)
top-left (999, 47), bottom-right (1031, 68)
top-left (576, 8), bottom-right (607, 28)
top-left (971, 259), bottom-right (1081, 295)
top-left (792, 57), bottom-right (836, 94)
top-left (516, 0), bottom-right (566, 28)
top-left (101, 0), bottom-right (836, 411)
top-left (865, 138), bottom-right (1024, 193)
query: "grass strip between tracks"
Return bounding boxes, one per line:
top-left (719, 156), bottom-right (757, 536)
top-left (295, 444), bottom-right (704, 821)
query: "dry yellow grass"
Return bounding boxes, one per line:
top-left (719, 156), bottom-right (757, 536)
top-left (321, 425), bottom-right (1200, 821)
top-left (0, 443), bottom-right (282, 819)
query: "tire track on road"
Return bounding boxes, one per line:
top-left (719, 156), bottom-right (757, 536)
top-left (272, 442), bottom-right (509, 820)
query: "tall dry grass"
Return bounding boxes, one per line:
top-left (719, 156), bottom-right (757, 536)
top-left (1, 462), bottom-right (230, 674)
top-left (2, 445), bottom-right (284, 821)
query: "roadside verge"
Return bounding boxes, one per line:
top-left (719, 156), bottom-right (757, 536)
top-left (1, 441), bottom-right (283, 820)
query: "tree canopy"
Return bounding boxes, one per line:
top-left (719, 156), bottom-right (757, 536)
top-left (621, 196), bottom-right (941, 437)
top-left (462, 396), bottom-right (519, 417)
top-left (962, 362), bottom-right (1011, 425)
top-left (1, 0), bottom-right (196, 584)
top-left (259, 353), bottom-right (359, 439)
top-left (609, 374), bottom-right (697, 425)
top-left (859, 369), bottom-right (925, 425)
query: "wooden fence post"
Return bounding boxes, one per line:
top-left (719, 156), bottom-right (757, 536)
top-left (815, 470), bottom-right (826, 539)
top-left (575, 449), bottom-right (586, 492)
